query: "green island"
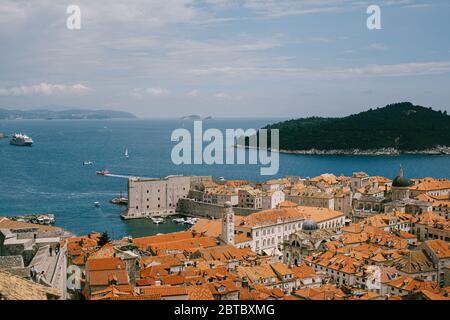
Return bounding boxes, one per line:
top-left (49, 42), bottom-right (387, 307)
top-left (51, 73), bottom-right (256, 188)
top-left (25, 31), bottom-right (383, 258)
top-left (262, 102), bottom-right (450, 155)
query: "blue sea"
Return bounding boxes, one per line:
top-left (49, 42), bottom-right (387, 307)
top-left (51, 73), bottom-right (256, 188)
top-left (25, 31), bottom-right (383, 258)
top-left (1, 119), bottom-right (449, 238)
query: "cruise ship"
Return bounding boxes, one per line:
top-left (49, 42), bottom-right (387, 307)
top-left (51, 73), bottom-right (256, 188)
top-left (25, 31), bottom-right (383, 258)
top-left (10, 133), bottom-right (33, 146)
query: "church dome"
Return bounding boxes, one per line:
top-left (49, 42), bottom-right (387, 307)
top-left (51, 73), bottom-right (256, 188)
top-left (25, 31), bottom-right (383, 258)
top-left (302, 220), bottom-right (318, 231)
top-left (392, 165), bottom-right (411, 187)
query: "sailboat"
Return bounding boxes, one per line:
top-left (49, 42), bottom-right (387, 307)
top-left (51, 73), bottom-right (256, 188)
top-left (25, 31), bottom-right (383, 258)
top-left (125, 148), bottom-right (129, 158)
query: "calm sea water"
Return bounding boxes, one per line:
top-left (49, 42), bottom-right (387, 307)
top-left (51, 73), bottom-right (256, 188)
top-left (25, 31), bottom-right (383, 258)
top-left (1, 119), bottom-right (449, 238)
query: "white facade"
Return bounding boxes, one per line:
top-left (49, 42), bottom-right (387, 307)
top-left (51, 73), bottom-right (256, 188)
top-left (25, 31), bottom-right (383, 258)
top-left (262, 190), bottom-right (285, 209)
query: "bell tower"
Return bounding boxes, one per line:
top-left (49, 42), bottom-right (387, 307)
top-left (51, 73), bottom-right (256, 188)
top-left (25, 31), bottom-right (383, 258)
top-left (221, 201), bottom-right (235, 245)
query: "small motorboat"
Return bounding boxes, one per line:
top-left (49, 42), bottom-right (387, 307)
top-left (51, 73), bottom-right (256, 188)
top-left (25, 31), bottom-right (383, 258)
top-left (184, 218), bottom-right (197, 225)
top-left (83, 160), bottom-right (93, 166)
top-left (172, 217), bottom-right (185, 224)
top-left (96, 170), bottom-right (110, 176)
top-left (94, 202), bottom-right (100, 207)
top-left (125, 148), bottom-right (129, 158)
top-left (151, 217), bottom-right (164, 224)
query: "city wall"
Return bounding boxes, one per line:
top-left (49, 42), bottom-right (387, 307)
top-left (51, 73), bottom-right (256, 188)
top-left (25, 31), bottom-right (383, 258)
top-left (177, 198), bottom-right (259, 219)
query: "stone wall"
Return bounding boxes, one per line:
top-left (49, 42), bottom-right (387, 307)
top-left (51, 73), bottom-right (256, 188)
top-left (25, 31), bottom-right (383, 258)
top-left (177, 198), bottom-right (259, 219)
top-left (0, 255), bottom-right (24, 269)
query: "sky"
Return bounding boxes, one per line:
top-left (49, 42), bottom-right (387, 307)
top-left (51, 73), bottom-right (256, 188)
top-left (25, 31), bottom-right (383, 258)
top-left (0, 0), bottom-right (449, 118)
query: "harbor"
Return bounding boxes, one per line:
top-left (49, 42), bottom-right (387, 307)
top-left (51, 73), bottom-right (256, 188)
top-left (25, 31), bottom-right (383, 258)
top-left (148, 215), bottom-right (199, 225)
top-left (1, 119), bottom-right (450, 238)
top-left (6, 213), bottom-right (56, 225)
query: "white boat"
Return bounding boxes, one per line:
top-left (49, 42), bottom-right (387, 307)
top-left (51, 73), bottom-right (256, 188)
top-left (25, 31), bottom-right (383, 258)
top-left (184, 217), bottom-right (197, 225)
top-left (151, 217), bottom-right (164, 224)
top-left (83, 160), bottom-right (93, 166)
top-left (94, 202), bottom-right (100, 207)
top-left (10, 133), bottom-right (33, 146)
top-left (125, 148), bottom-right (129, 158)
top-left (172, 217), bottom-right (185, 224)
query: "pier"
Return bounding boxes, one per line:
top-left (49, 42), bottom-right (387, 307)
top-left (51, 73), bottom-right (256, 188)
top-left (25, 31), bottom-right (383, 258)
top-left (6, 213), bottom-right (55, 225)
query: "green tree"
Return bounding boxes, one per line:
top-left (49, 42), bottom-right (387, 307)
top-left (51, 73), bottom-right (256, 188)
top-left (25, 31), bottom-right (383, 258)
top-left (98, 231), bottom-right (110, 247)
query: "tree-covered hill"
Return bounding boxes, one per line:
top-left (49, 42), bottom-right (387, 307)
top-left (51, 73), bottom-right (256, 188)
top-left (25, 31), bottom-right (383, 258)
top-left (0, 108), bottom-right (136, 120)
top-left (263, 102), bottom-right (450, 152)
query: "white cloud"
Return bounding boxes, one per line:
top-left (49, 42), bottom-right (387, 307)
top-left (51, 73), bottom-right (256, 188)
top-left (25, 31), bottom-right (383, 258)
top-left (0, 82), bottom-right (92, 96)
top-left (190, 61), bottom-right (450, 79)
top-left (132, 87), bottom-right (170, 99)
top-left (367, 43), bottom-right (389, 51)
top-left (187, 89), bottom-right (199, 97)
top-left (214, 92), bottom-right (228, 98)
top-left (145, 87), bottom-right (169, 97)
top-left (214, 92), bottom-right (242, 100)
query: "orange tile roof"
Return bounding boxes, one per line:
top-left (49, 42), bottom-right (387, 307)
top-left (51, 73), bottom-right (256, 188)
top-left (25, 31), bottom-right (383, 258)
top-left (0, 217), bottom-right (61, 232)
top-left (398, 230), bottom-right (416, 239)
top-left (142, 254), bottom-right (184, 268)
top-left (88, 269), bottom-right (129, 287)
top-left (387, 275), bottom-right (437, 293)
top-left (141, 265), bottom-right (169, 278)
top-left (294, 284), bottom-right (346, 300)
top-left (88, 243), bottom-right (116, 259)
top-left (90, 284), bottom-right (134, 300)
top-left (140, 285), bottom-right (188, 297)
top-left (425, 240), bottom-right (450, 259)
top-left (236, 206), bottom-right (344, 228)
top-left (86, 257), bottom-right (126, 271)
top-left (291, 263), bottom-right (317, 279)
top-left (420, 289), bottom-right (450, 300)
top-left (149, 237), bottom-right (218, 255)
top-left (196, 245), bottom-right (256, 262)
top-left (208, 279), bottom-right (240, 295)
top-left (190, 219), bottom-right (222, 238)
top-left (186, 285), bottom-right (214, 300)
top-left (410, 178), bottom-right (450, 192)
top-left (277, 200), bottom-right (298, 208)
top-left (133, 231), bottom-right (197, 248)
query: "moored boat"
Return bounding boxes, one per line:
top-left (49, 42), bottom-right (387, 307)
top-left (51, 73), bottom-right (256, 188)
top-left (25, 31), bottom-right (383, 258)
top-left (172, 217), bottom-right (185, 224)
top-left (151, 217), bottom-right (164, 224)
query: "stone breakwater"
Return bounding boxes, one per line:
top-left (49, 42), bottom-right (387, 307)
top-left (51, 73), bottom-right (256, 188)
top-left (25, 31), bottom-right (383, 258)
top-left (278, 146), bottom-right (450, 156)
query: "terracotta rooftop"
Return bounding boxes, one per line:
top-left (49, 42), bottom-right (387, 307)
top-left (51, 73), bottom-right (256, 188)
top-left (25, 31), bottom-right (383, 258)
top-left (424, 239), bottom-right (450, 259)
top-left (0, 269), bottom-right (61, 300)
